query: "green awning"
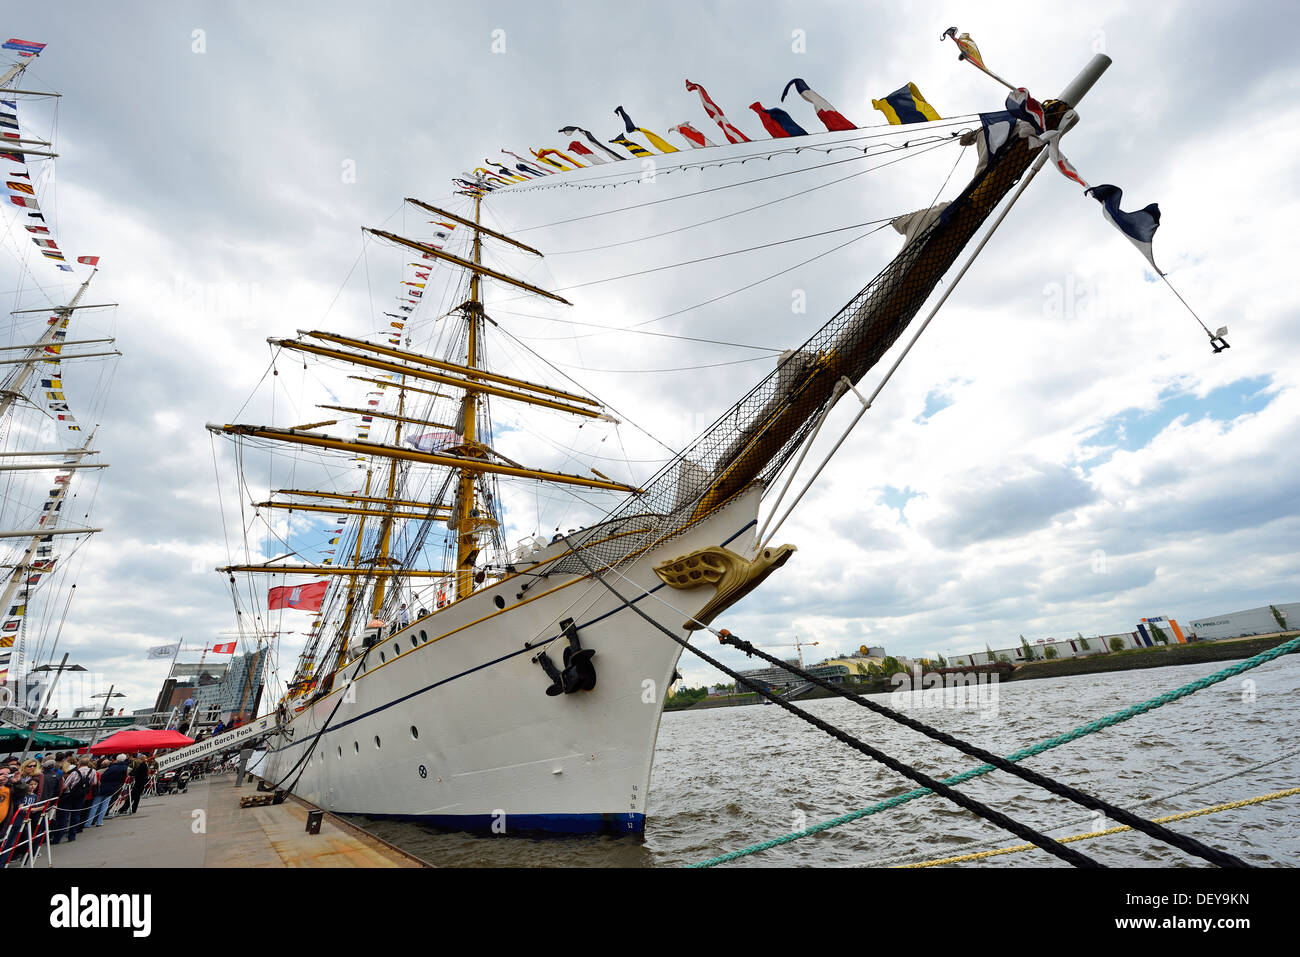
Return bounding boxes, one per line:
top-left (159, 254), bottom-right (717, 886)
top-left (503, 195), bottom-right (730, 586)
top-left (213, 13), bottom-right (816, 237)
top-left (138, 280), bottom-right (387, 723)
top-left (0, 727), bottom-right (89, 749)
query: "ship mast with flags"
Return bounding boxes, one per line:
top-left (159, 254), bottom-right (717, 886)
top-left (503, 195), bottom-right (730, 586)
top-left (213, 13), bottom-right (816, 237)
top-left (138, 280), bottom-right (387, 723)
top-left (209, 189), bottom-right (628, 707)
top-left (0, 38), bottom-right (118, 715)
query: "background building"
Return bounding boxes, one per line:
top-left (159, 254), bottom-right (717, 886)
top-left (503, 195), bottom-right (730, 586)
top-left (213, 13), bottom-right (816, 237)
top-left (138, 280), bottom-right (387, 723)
top-left (1188, 603), bottom-right (1299, 641)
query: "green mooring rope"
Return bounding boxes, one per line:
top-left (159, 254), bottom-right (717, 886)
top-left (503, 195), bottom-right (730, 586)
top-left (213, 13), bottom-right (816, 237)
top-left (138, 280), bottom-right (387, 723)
top-left (689, 634), bottom-right (1300, 868)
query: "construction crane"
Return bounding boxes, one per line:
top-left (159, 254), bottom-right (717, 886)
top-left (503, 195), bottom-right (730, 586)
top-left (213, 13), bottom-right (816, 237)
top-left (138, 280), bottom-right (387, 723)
top-left (756, 633), bottom-right (820, 668)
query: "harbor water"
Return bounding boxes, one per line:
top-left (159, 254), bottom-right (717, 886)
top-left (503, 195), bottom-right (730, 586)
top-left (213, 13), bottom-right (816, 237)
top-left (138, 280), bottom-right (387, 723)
top-left (352, 655), bottom-right (1300, 866)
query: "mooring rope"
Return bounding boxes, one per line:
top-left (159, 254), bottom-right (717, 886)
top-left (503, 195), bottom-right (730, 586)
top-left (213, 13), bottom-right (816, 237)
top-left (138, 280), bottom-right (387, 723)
top-left (862, 743), bottom-right (1300, 868)
top-left (707, 630), bottom-right (1252, 868)
top-left (690, 634), bottom-right (1300, 867)
top-left (561, 540), bottom-right (1106, 868)
top-left (901, 787), bottom-right (1300, 868)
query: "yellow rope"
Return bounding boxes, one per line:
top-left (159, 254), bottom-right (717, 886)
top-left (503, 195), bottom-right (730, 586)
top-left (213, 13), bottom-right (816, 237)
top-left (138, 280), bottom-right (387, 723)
top-left (899, 787), bottom-right (1300, 868)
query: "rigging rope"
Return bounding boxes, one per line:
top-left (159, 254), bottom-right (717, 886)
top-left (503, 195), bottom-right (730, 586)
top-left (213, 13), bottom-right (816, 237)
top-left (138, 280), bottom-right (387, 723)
top-left (262, 648), bottom-right (372, 796)
top-left (691, 633), bottom-right (1300, 867)
top-left (492, 309), bottom-right (781, 353)
top-left (502, 123), bottom-right (979, 200)
top-left (507, 135), bottom-right (966, 231)
top-left (551, 218), bottom-right (899, 294)
top-left (545, 137), bottom-right (964, 255)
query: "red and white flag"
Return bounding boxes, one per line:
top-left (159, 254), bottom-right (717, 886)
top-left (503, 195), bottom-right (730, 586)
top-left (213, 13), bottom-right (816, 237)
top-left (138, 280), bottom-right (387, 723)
top-left (209, 642), bottom-right (237, 654)
top-left (268, 580), bottom-right (329, 611)
top-left (669, 122), bottom-right (716, 148)
top-left (76, 255), bottom-right (100, 265)
top-left (684, 80), bottom-right (750, 143)
top-left (567, 140), bottom-right (609, 164)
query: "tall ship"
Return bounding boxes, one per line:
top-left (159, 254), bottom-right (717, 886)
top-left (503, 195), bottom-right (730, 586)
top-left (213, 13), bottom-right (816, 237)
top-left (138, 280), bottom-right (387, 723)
top-left (207, 42), bottom-right (1215, 834)
top-left (0, 39), bottom-right (118, 720)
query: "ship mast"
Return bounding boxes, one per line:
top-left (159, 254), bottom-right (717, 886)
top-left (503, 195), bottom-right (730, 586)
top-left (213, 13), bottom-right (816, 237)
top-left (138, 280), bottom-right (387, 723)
top-left (452, 192), bottom-right (485, 601)
top-left (0, 271), bottom-right (114, 419)
top-left (211, 190), bottom-right (635, 695)
top-left (369, 375), bottom-right (406, 615)
top-left (0, 268), bottom-right (116, 690)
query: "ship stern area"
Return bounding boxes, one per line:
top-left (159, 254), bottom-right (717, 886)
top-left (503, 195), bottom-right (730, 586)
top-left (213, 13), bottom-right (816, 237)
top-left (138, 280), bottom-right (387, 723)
top-left (267, 486), bottom-right (789, 837)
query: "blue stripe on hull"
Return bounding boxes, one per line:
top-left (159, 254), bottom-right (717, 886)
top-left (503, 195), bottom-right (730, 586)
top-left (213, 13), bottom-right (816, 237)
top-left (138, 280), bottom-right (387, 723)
top-left (353, 810), bottom-right (646, 835)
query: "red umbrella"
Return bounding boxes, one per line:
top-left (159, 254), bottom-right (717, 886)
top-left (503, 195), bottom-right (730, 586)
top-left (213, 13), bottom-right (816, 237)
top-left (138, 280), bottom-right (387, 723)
top-left (88, 728), bottom-right (194, 755)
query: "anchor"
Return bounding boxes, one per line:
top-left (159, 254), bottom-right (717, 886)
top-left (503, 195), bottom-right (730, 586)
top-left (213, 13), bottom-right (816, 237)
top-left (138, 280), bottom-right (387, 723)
top-left (558, 617), bottom-right (597, 692)
top-left (531, 618), bottom-right (597, 696)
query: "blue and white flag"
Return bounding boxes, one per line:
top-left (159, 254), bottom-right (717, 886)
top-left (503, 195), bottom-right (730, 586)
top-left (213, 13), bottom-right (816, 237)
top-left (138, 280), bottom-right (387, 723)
top-left (1005, 88), bottom-right (1045, 135)
top-left (978, 110), bottom-right (1016, 156)
top-left (1086, 184), bottom-right (1161, 272)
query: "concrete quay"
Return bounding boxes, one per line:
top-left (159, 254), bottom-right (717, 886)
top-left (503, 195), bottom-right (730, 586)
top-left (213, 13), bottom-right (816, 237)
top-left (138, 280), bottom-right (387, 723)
top-left (37, 773), bottom-right (426, 868)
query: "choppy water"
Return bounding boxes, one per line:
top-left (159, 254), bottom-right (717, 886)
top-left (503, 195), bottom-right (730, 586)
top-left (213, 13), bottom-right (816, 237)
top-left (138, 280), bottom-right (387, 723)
top-left (353, 656), bottom-right (1300, 867)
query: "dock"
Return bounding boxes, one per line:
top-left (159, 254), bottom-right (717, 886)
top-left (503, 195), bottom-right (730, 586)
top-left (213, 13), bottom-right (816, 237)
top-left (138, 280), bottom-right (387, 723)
top-left (40, 773), bottom-right (427, 868)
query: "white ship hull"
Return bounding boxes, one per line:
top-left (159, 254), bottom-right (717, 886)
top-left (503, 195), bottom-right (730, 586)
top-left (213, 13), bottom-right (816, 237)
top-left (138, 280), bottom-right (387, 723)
top-left (262, 487), bottom-right (766, 834)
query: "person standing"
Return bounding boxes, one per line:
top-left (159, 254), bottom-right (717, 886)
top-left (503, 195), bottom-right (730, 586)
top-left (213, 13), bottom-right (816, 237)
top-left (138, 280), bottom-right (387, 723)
top-left (72, 757), bottom-right (99, 837)
top-left (40, 760), bottom-right (59, 803)
top-left (17, 760), bottom-right (42, 800)
top-left (129, 755), bottom-right (149, 814)
top-left (398, 603), bottom-right (411, 629)
top-left (91, 754), bottom-right (129, 825)
top-left (51, 759), bottom-right (93, 844)
top-left (85, 758), bottom-right (114, 827)
top-left (0, 768), bottom-right (13, 837)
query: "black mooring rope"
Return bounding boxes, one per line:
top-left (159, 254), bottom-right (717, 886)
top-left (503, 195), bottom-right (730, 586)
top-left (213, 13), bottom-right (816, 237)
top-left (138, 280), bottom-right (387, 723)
top-left (714, 632), bottom-right (1251, 869)
top-left (263, 650), bottom-right (371, 795)
top-left (561, 544), bottom-right (1103, 868)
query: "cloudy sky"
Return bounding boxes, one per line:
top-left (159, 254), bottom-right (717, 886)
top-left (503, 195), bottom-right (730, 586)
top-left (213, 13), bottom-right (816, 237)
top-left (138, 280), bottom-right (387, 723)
top-left (1, 1), bottom-right (1296, 711)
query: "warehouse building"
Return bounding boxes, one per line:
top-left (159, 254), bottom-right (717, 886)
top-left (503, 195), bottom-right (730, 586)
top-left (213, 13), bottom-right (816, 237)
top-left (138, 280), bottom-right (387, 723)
top-left (1188, 603), bottom-right (1299, 642)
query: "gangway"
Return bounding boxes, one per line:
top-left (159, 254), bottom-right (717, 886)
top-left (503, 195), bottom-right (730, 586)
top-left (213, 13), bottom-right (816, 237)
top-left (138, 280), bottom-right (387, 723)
top-left (155, 713), bottom-right (278, 772)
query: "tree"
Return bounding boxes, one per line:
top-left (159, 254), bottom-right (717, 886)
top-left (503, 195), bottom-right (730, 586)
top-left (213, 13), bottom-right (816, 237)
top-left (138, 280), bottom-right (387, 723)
top-left (1110, 636), bottom-right (1125, 652)
top-left (937, 654), bottom-right (948, 668)
top-left (1044, 646), bottom-right (1058, 659)
top-left (1020, 635), bottom-right (1035, 661)
top-left (1270, 605), bottom-right (1288, 632)
top-left (1149, 623), bottom-right (1169, 644)
top-left (1078, 633), bottom-right (1091, 651)
top-left (985, 643), bottom-right (997, 663)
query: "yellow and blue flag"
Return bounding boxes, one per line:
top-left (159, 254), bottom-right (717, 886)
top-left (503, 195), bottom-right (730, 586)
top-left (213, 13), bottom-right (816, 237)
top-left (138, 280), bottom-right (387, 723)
top-left (872, 83), bottom-right (941, 125)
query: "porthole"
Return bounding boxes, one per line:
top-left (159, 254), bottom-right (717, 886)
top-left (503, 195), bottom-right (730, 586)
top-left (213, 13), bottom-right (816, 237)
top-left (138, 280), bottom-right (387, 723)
top-left (494, 595), bottom-right (505, 609)
top-left (393, 644), bottom-right (400, 655)
top-left (410, 726), bottom-right (419, 740)
top-left (411, 636), bottom-right (418, 650)
top-left (374, 735), bottom-right (382, 749)
top-left (420, 630), bottom-right (428, 643)
top-left (380, 652), bottom-right (386, 663)
top-left (353, 741), bottom-right (359, 753)
top-left (337, 746), bottom-right (342, 759)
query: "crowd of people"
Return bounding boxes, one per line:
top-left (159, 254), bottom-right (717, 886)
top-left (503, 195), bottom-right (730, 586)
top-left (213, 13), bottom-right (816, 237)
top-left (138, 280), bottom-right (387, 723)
top-left (0, 751), bottom-right (154, 857)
